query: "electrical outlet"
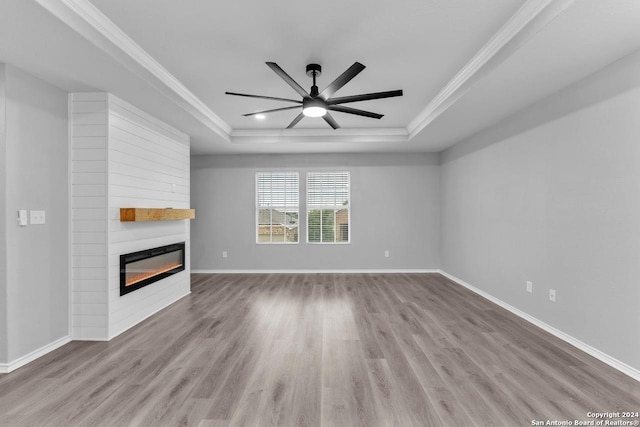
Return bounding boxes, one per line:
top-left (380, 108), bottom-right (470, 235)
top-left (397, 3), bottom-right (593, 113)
top-left (549, 289), bottom-right (556, 302)
top-left (222, 251), bottom-right (227, 258)
top-left (384, 250), bottom-right (389, 258)
top-left (526, 281), bottom-right (533, 293)
top-left (30, 210), bottom-right (46, 225)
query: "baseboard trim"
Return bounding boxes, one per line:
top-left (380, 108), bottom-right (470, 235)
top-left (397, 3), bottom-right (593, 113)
top-left (192, 269), bottom-right (440, 274)
top-left (0, 335), bottom-right (72, 374)
top-left (438, 270), bottom-right (640, 383)
top-left (71, 337), bottom-right (109, 342)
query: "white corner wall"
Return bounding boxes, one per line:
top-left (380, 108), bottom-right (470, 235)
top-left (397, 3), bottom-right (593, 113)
top-left (191, 153), bottom-right (440, 272)
top-left (71, 92), bottom-right (191, 341)
top-left (440, 51), bottom-right (640, 372)
top-left (70, 92), bottom-right (108, 340)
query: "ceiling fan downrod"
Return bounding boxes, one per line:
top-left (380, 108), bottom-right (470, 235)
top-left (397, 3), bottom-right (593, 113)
top-left (306, 63), bottom-right (322, 98)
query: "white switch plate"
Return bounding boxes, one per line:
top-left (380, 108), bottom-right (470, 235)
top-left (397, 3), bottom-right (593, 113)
top-left (18, 210), bottom-right (28, 226)
top-left (384, 250), bottom-right (390, 258)
top-left (30, 210), bottom-right (46, 225)
top-left (222, 251), bottom-right (228, 258)
top-left (549, 289), bottom-right (556, 302)
top-left (526, 281), bottom-right (533, 293)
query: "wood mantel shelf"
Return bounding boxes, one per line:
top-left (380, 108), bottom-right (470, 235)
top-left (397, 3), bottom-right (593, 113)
top-left (120, 208), bottom-right (195, 222)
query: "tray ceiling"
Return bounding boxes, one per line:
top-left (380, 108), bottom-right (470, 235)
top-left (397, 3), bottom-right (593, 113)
top-left (1, 0), bottom-right (640, 154)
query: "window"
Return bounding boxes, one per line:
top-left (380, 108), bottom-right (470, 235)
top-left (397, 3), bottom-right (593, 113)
top-left (256, 172), bottom-right (299, 244)
top-left (307, 171), bottom-right (350, 243)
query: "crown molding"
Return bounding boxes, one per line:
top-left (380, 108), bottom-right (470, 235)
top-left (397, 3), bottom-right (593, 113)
top-left (407, 0), bottom-right (575, 139)
top-left (34, 0), bottom-right (232, 141)
top-left (230, 127), bottom-right (409, 144)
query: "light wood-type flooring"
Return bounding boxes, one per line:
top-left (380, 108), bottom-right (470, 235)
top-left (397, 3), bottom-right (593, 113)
top-left (1, 273), bottom-right (639, 426)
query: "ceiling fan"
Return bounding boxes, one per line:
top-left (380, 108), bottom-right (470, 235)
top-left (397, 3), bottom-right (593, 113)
top-left (225, 62), bottom-right (403, 129)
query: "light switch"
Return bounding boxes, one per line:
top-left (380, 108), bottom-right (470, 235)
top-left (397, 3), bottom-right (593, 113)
top-left (18, 210), bottom-right (28, 226)
top-left (30, 210), bottom-right (46, 225)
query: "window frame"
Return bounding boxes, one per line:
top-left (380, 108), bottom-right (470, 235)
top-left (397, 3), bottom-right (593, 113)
top-left (306, 171), bottom-right (351, 245)
top-left (255, 171), bottom-right (300, 245)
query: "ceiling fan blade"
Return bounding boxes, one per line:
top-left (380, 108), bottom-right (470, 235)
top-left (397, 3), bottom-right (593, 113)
top-left (243, 106), bottom-right (301, 117)
top-left (319, 62), bottom-right (365, 100)
top-left (328, 105), bottom-right (383, 119)
top-left (225, 92), bottom-right (302, 104)
top-left (327, 90), bottom-right (403, 105)
top-left (286, 112), bottom-right (305, 129)
top-left (322, 112), bottom-right (340, 129)
top-left (266, 62), bottom-right (310, 99)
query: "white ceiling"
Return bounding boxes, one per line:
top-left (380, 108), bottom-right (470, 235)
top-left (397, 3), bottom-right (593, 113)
top-left (1, 0), bottom-right (640, 154)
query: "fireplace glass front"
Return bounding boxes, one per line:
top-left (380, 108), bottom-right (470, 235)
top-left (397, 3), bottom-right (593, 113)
top-left (120, 242), bottom-right (185, 296)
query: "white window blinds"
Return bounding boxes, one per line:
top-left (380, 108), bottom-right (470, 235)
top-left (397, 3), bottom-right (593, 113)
top-left (256, 172), bottom-right (299, 244)
top-left (307, 172), bottom-right (350, 243)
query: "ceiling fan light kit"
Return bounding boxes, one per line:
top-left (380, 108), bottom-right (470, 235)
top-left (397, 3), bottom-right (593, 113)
top-left (302, 99), bottom-right (327, 117)
top-left (226, 61), bottom-right (403, 129)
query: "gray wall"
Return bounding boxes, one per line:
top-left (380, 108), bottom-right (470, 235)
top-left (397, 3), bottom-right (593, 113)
top-left (0, 65), bottom-right (7, 363)
top-left (2, 65), bottom-right (69, 363)
top-left (440, 52), bottom-right (640, 370)
top-left (191, 153), bottom-right (440, 271)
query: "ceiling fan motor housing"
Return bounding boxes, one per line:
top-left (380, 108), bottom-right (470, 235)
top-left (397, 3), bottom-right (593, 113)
top-left (305, 63), bottom-right (322, 77)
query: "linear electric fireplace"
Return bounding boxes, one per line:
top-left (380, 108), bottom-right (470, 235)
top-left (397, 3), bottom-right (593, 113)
top-left (120, 242), bottom-right (185, 296)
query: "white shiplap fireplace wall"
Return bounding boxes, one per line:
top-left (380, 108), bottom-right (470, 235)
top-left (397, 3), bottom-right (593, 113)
top-left (71, 93), bottom-right (191, 340)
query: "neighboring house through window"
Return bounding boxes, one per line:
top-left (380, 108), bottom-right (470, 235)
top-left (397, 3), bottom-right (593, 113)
top-left (256, 172), bottom-right (299, 243)
top-left (307, 171), bottom-right (350, 243)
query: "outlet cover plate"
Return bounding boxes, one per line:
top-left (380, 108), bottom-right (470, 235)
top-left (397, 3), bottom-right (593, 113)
top-left (30, 210), bottom-right (46, 225)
